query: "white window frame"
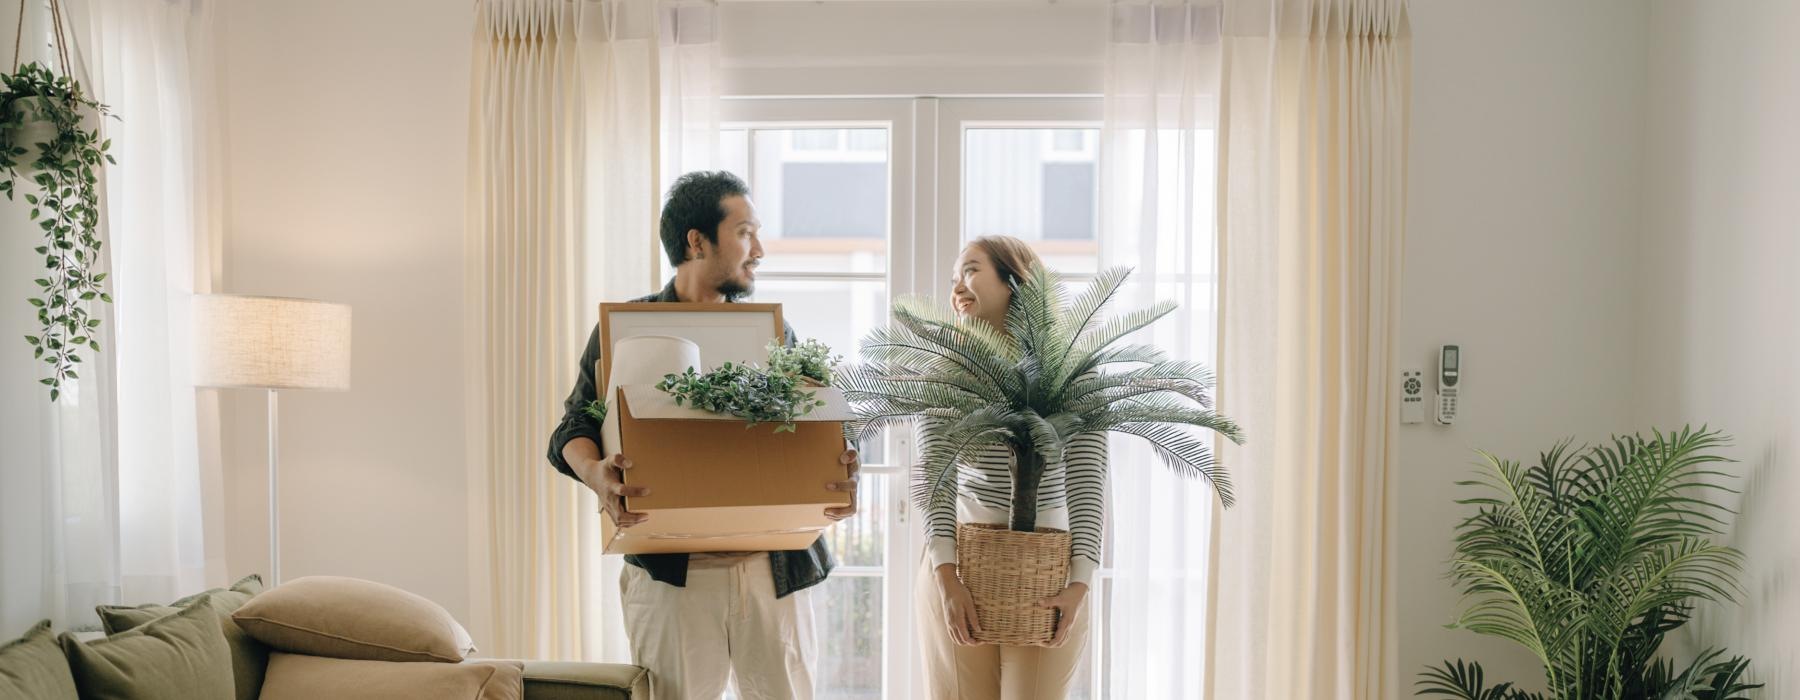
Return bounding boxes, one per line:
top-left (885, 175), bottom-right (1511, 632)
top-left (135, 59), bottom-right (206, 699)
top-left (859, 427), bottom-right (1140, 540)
top-left (720, 95), bottom-right (1107, 700)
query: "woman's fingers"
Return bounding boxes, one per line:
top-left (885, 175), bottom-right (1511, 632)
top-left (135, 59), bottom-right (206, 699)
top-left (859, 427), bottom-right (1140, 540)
top-left (946, 604), bottom-right (981, 645)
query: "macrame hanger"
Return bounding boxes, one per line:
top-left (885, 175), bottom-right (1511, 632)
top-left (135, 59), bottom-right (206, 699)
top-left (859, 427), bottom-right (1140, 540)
top-left (12, 0), bottom-right (80, 99)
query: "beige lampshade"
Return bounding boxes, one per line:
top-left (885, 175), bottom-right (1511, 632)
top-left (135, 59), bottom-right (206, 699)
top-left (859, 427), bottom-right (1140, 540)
top-left (193, 294), bottom-right (352, 390)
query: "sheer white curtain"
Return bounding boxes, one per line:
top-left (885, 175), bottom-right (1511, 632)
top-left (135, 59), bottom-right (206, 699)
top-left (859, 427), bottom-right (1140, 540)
top-left (659, 0), bottom-right (718, 187)
top-left (0, 0), bottom-right (120, 635)
top-left (468, 0), bottom-right (681, 662)
top-left (65, 0), bottom-right (227, 608)
top-left (1208, 0), bottom-right (1409, 698)
top-left (0, 0), bottom-right (223, 635)
top-left (1098, 2), bottom-right (1224, 696)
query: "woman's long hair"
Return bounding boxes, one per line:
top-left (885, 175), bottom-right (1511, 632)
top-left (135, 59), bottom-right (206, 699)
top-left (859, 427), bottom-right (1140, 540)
top-left (966, 235), bottom-right (1044, 317)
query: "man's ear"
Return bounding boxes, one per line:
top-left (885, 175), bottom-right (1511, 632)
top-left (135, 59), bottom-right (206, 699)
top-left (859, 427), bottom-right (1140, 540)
top-left (686, 229), bottom-right (707, 261)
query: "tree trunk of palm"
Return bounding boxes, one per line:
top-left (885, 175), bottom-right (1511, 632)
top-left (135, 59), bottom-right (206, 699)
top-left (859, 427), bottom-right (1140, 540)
top-left (1007, 437), bottom-right (1043, 532)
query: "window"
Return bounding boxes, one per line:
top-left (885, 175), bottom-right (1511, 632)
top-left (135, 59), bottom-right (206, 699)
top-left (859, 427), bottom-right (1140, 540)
top-left (716, 97), bottom-right (1116, 699)
top-left (963, 127), bottom-right (1101, 272)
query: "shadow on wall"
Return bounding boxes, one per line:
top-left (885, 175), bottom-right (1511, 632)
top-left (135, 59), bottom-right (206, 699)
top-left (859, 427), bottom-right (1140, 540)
top-left (1699, 435), bottom-right (1798, 693)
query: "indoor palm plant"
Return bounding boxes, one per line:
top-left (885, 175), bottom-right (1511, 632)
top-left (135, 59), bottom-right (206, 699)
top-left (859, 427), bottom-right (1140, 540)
top-left (3, 56), bottom-right (116, 402)
top-left (839, 263), bottom-right (1243, 644)
top-left (1419, 426), bottom-right (1761, 700)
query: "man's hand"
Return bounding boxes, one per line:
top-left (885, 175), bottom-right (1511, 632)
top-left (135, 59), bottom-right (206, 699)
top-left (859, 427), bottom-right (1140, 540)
top-left (576, 453), bottom-right (650, 527)
top-left (824, 447), bottom-right (860, 521)
top-left (1036, 582), bottom-right (1088, 647)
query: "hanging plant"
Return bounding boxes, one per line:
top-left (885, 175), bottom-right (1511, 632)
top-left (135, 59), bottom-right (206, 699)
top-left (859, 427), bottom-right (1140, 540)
top-left (3, 0), bottom-right (117, 402)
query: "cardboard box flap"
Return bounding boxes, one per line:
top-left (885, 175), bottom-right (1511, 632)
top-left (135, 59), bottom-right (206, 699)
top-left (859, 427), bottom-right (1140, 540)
top-left (615, 384), bottom-right (854, 423)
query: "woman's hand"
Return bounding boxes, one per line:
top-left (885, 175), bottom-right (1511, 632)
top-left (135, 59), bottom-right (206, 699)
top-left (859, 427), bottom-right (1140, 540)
top-left (1036, 582), bottom-right (1088, 647)
top-left (936, 564), bottom-right (984, 646)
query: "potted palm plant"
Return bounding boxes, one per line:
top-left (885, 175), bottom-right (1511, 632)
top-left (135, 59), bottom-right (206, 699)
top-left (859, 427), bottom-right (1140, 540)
top-left (1419, 426), bottom-right (1761, 700)
top-left (3, 59), bottom-right (116, 402)
top-left (839, 263), bottom-right (1243, 644)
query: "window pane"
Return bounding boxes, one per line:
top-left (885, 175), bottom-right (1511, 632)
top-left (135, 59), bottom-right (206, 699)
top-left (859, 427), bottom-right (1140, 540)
top-left (813, 575), bottom-right (884, 699)
top-left (732, 128), bottom-right (890, 275)
top-left (820, 473), bottom-right (889, 568)
top-left (964, 128), bottom-right (1100, 274)
top-left (746, 279), bottom-right (886, 369)
top-left (723, 127), bottom-right (891, 274)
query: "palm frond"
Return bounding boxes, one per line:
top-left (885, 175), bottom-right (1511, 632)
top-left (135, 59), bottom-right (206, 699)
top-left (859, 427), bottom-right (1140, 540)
top-left (1065, 299), bottom-right (1177, 377)
top-left (1101, 421), bottom-right (1234, 507)
top-left (1064, 360), bottom-right (1218, 414)
top-left (1019, 409), bottom-right (1067, 467)
top-left (910, 408), bottom-right (1017, 512)
top-left (1643, 648), bottom-right (1763, 700)
top-left (1006, 263), bottom-right (1073, 397)
top-left (1417, 660), bottom-right (1546, 700)
top-left (1061, 265), bottom-right (1133, 343)
top-left (1079, 395), bottom-right (1244, 446)
top-left (894, 294), bottom-right (1020, 366)
top-left (889, 298), bottom-right (1024, 397)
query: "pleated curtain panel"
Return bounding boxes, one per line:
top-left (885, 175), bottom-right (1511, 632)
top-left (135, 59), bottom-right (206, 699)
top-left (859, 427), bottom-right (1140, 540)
top-left (466, 0), bottom-right (705, 662)
top-left (1208, 0), bottom-right (1411, 698)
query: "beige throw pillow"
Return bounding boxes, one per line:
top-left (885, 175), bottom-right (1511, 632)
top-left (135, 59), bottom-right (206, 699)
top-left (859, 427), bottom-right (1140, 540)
top-left (231, 576), bottom-right (475, 663)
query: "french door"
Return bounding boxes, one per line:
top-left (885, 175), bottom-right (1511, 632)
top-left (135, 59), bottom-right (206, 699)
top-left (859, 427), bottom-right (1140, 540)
top-left (714, 96), bottom-right (1105, 700)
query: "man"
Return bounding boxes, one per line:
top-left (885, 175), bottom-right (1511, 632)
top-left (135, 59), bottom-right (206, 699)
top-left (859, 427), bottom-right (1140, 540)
top-left (547, 171), bottom-right (860, 700)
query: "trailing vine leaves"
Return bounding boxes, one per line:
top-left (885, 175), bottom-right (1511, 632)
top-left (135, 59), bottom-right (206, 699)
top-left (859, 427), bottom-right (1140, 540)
top-left (2, 62), bottom-right (116, 402)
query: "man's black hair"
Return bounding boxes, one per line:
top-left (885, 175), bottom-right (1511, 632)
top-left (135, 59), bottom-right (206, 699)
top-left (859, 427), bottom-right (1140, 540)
top-left (659, 170), bottom-right (751, 267)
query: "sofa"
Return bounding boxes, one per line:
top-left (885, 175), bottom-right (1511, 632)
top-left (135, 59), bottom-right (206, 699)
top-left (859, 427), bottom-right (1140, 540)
top-left (0, 575), bottom-right (649, 700)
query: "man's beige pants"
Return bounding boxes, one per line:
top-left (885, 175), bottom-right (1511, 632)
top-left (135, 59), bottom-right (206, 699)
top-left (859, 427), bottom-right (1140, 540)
top-left (621, 556), bottom-right (816, 700)
top-left (913, 555), bottom-right (1092, 699)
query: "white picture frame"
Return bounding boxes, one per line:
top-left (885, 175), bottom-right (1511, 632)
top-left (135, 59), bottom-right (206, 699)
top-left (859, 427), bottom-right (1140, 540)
top-left (597, 302), bottom-right (784, 392)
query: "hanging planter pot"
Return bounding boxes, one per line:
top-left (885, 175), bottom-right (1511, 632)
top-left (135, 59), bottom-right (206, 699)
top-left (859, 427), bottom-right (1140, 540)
top-left (3, 95), bottom-right (68, 173)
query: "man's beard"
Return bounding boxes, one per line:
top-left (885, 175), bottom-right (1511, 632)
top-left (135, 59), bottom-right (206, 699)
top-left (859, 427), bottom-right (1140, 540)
top-left (718, 276), bottom-right (753, 302)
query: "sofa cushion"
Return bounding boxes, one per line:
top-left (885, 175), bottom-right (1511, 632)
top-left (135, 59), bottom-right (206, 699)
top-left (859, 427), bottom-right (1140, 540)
top-left (257, 652), bottom-right (522, 700)
top-left (60, 598), bottom-right (233, 700)
top-left (169, 574), bottom-right (265, 608)
top-left (0, 620), bottom-right (79, 700)
top-left (97, 573), bottom-right (263, 634)
top-left (521, 661), bottom-right (650, 700)
top-left (231, 576), bottom-right (475, 663)
top-left (96, 574), bottom-right (269, 700)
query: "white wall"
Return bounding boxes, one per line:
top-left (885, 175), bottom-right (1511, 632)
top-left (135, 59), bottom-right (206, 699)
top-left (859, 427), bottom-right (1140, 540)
top-left (1398, 0), bottom-right (1648, 690)
top-left (214, 0), bottom-right (476, 640)
top-left (1639, 0), bottom-right (1800, 693)
top-left (719, 1), bottom-right (1106, 97)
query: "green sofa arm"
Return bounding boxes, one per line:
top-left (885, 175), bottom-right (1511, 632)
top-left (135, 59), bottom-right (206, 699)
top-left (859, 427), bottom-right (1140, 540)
top-left (520, 661), bottom-right (650, 700)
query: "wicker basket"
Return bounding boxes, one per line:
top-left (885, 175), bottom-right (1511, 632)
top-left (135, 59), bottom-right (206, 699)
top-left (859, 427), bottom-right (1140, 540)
top-left (956, 522), bottom-right (1072, 646)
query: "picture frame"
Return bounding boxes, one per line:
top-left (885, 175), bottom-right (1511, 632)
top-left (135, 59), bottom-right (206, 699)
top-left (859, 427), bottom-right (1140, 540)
top-left (597, 302), bottom-right (785, 392)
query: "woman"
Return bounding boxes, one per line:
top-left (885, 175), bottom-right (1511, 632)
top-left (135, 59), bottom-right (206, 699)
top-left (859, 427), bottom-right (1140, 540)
top-left (915, 235), bottom-right (1107, 699)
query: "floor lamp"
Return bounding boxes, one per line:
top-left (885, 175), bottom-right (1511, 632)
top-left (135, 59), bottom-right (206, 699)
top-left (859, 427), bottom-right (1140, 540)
top-left (194, 294), bottom-right (352, 585)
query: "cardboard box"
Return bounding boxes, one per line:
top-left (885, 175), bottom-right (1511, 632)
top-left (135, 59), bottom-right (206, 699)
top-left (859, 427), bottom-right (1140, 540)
top-left (595, 302), bottom-right (853, 554)
top-left (599, 385), bottom-right (854, 554)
